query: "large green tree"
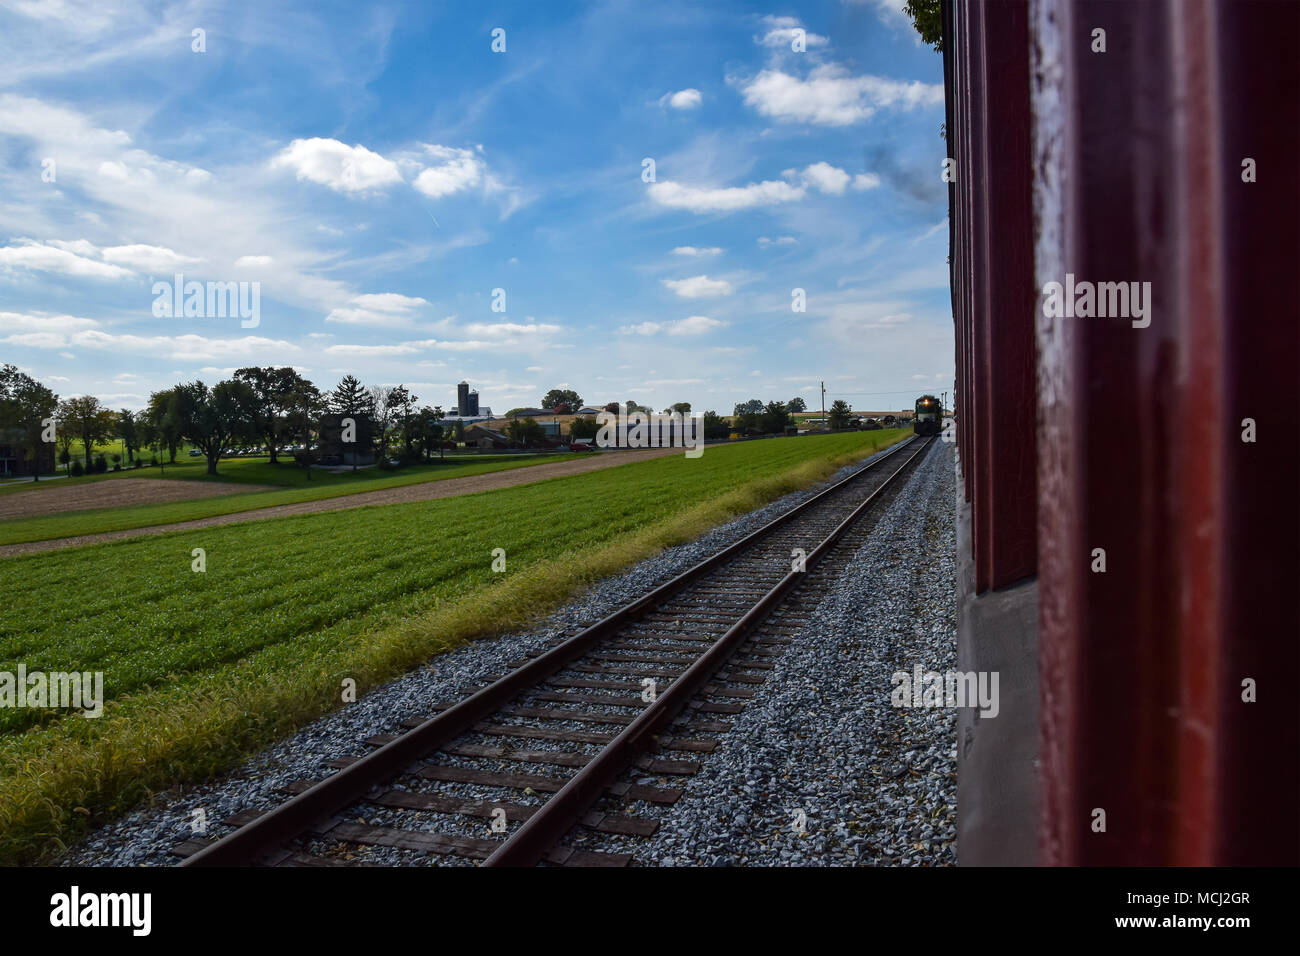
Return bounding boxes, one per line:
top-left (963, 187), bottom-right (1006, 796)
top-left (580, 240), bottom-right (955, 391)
top-left (146, 388), bottom-right (185, 463)
top-left (732, 398), bottom-right (766, 433)
top-left (60, 395), bottom-right (114, 466)
top-left (828, 399), bottom-right (854, 430)
top-left (542, 388), bottom-right (582, 410)
top-left (234, 366), bottom-right (317, 463)
top-left (506, 416), bottom-right (545, 447)
top-left (760, 400), bottom-right (792, 435)
top-left (569, 416), bottom-right (599, 440)
top-left (285, 379), bottom-right (325, 451)
top-left (387, 385), bottom-right (418, 457)
top-left (369, 385), bottom-right (394, 460)
top-left (170, 380), bottom-right (259, 476)
top-left (0, 364), bottom-right (58, 480)
top-left (411, 406), bottom-right (446, 460)
top-left (702, 410), bottom-right (730, 440)
top-left (905, 0), bottom-right (942, 52)
top-left (117, 408), bottom-right (140, 463)
top-left (328, 374), bottom-right (371, 416)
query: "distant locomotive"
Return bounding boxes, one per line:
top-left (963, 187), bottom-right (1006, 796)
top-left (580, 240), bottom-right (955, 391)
top-left (914, 395), bottom-right (942, 436)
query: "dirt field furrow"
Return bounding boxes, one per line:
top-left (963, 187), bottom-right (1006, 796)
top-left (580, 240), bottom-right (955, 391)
top-left (0, 478), bottom-right (274, 520)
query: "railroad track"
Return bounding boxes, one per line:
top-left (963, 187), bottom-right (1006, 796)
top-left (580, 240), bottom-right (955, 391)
top-left (176, 434), bottom-right (935, 867)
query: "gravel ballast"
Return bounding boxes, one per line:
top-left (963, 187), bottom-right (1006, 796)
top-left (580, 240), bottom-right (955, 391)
top-left (611, 438), bottom-right (957, 866)
top-left (60, 437), bottom-right (955, 867)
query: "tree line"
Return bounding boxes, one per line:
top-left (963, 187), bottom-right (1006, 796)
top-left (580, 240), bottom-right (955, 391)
top-left (1, 365), bottom-right (450, 479)
top-left (3, 363), bottom-right (867, 482)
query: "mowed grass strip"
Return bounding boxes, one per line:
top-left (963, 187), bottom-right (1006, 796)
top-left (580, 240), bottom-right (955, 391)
top-left (0, 454), bottom-right (579, 545)
top-left (0, 430), bottom-right (906, 862)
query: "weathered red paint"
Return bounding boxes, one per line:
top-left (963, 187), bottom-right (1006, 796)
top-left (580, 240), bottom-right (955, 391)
top-left (952, 0), bottom-right (1298, 864)
top-left (948, 0), bottom-right (1039, 594)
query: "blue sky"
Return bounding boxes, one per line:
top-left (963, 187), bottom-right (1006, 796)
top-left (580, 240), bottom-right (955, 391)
top-left (0, 0), bottom-right (951, 416)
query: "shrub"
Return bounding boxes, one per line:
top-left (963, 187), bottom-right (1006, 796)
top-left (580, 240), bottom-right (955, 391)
top-left (569, 416), bottom-right (599, 440)
top-left (70, 460), bottom-right (84, 477)
top-left (150, 456), bottom-right (159, 467)
top-left (292, 450), bottom-right (317, 481)
top-left (93, 455), bottom-right (107, 474)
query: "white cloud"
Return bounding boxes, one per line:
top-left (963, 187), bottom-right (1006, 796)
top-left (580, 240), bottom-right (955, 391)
top-left (800, 161), bottom-right (851, 195)
top-left (270, 138), bottom-right (404, 193)
top-left (0, 310), bottom-right (100, 333)
top-left (45, 239), bottom-right (98, 257)
top-left (0, 239), bottom-right (133, 279)
top-left (0, 239), bottom-right (206, 278)
top-left (416, 339), bottom-right (494, 352)
top-left (648, 178), bottom-right (805, 213)
top-left (825, 301), bottom-right (915, 333)
top-left (792, 162), bottom-right (883, 196)
top-left (459, 321), bottom-right (562, 338)
top-left (661, 88), bottom-right (702, 109)
top-left (670, 315), bottom-right (727, 335)
top-left (325, 292), bottom-right (429, 326)
top-left (325, 343), bottom-right (421, 356)
top-left (739, 63), bottom-right (943, 126)
top-left (672, 246), bottom-right (723, 257)
top-left (757, 16), bottom-right (829, 50)
top-left (3, 328), bottom-right (299, 362)
top-left (758, 236), bottom-right (797, 248)
top-left (662, 275), bottom-right (733, 298)
top-left (101, 243), bottom-right (201, 272)
top-left (618, 315), bottom-right (727, 336)
top-left (234, 255), bottom-right (274, 268)
top-left (648, 162), bottom-right (870, 216)
top-left (1, 332), bottom-right (67, 349)
top-left (912, 219), bottom-right (948, 244)
top-left (411, 145), bottom-right (484, 199)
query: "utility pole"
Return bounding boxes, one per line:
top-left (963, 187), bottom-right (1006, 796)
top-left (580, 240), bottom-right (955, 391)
top-left (820, 381), bottom-right (826, 429)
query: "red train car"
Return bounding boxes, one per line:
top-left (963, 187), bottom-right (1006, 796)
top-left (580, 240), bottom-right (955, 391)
top-left (945, 0), bottom-right (1299, 866)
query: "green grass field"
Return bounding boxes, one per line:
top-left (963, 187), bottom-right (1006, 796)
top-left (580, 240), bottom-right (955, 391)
top-left (0, 454), bottom-right (580, 545)
top-left (0, 430), bottom-right (906, 861)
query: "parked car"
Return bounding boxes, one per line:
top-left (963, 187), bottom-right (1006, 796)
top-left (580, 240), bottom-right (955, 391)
top-left (188, 449), bottom-right (202, 457)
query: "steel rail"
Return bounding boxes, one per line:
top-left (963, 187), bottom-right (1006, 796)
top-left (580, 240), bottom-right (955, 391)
top-left (181, 435), bottom-right (919, 866)
top-left (481, 435), bottom-right (933, 866)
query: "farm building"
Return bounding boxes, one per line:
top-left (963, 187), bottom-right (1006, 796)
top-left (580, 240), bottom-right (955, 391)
top-left (0, 442), bottom-right (55, 477)
top-left (316, 413), bottom-right (376, 465)
top-left (462, 425), bottom-right (508, 450)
